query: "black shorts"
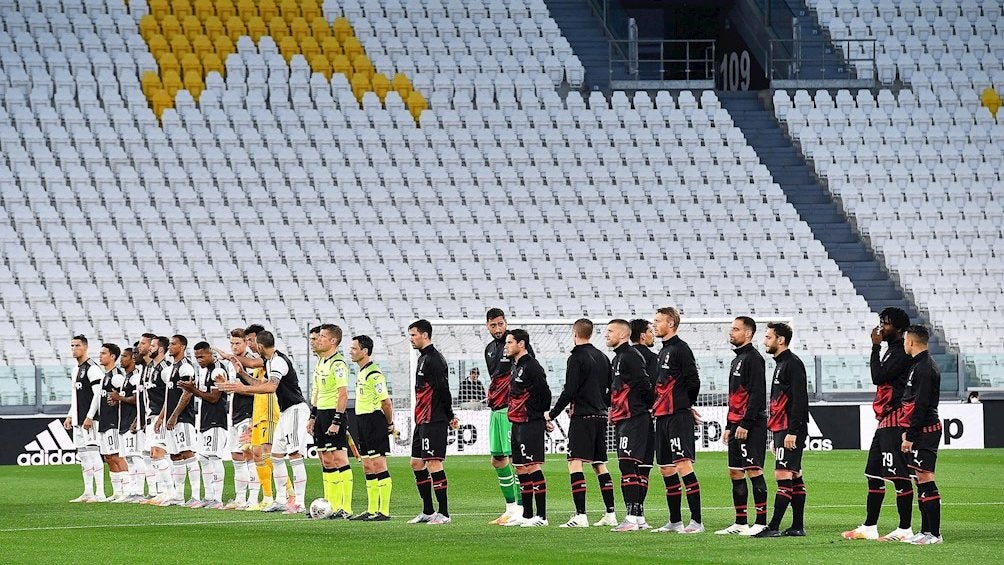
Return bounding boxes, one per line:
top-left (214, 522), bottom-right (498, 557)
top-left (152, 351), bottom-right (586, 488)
top-left (727, 421), bottom-right (767, 471)
top-left (772, 430), bottom-right (805, 473)
top-left (411, 422), bottom-right (448, 461)
top-left (511, 420), bottom-right (545, 466)
top-left (907, 429), bottom-right (940, 474)
top-left (567, 416), bottom-right (608, 463)
top-left (864, 426), bottom-right (910, 480)
top-left (641, 417), bottom-right (655, 467)
top-left (615, 413), bottom-right (651, 463)
top-left (314, 409), bottom-right (348, 451)
top-left (655, 411), bottom-right (696, 466)
top-left (356, 411), bottom-right (390, 458)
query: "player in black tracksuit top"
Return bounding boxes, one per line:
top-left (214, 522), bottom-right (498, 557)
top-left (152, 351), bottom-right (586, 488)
top-left (505, 329), bottom-right (550, 524)
top-left (609, 335), bottom-right (652, 527)
top-left (410, 331), bottom-right (456, 521)
top-left (900, 325), bottom-right (942, 543)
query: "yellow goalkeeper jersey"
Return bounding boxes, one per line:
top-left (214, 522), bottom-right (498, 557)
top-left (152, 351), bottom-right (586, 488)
top-left (251, 367), bottom-right (280, 424)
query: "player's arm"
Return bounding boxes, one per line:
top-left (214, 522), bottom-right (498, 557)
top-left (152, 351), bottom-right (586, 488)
top-left (682, 346), bottom-right (701, 404)
top-left (870, 344), bottom-right (910, 385)
top-left (904, 365), bottom-right (933, 442)
top-left (529, 364), bottom-right (552, 413)
top-left (219, 357), bottom-right (284, 395)
top-left (626, 350), bottom-right (654, 406)
top-left (432, 356), bottom-right (455, 422)
top-left (84, 366), bottom-right (102, 427)
top-left (739, 356), bottom-right (767, 430)
top-left (549, 354), bottom-right (580, 419)
top-left (180, 374), bottom-right (222, 403)
top-left (787, 360), bottom-right (810, 439)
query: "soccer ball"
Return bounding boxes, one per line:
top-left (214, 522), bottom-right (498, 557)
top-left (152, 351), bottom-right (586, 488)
top-left (309, 498), bottom-right (333, 519)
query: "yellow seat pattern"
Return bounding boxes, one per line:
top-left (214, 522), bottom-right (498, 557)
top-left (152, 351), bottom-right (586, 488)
top-left (982, 87), bottom-right (1001, 118)
top-left (138, 1), bottom-right (426, 120)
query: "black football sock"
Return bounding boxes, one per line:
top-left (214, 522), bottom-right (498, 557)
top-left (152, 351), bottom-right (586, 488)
top-left (638, 465), bottom-right (651, 514)
top-left (915, 479), bottom-right (928, 533)
top-left (893, 479), bottom-right (914, 530)
top-left (768, 479), bottom-right (792, 530)
top-left (570, 472), bottom-right (586, 515)
top-left (413, 469), bottom-right (434, 516)
top-left (682, 472), bottom-right (702, 524)
top-left (663, 473), bottom-right (682, 523)
top-left (864, 477), bottom-right (885, 526)
top-left (732, 478), bottom-right (749, 525)
top-left (751, 474), bottom-right (769, 525)
top-left (518, 473), bottom-right (534, 519)
top-left (919, 481), bottom-right (941, 537)
top-left (431, 470), bottom-right (448, 517)
top-left (790, 475), bottom-right (806, 530)
top-left (597, 472), bottom-right (616, 514)
top-left (531, 470), bottom-right (547, 519)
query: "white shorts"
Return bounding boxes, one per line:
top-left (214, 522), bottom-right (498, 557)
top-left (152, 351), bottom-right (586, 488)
top-left (272, 403), bottom-right (310, 456)
top-left (145, 417), bottom-right (168, 451)
top-left (166, 423), bottom-right (197, 455)
top-left (198, 427), bottom-right (228, 458)
top-left (122, 431), bottom-right (142, 457)
top-left (228, 418), bottom-right (252, 454)
top-left (73, 425), bottom-right (99, 449)
top-left (100, 429), bottom-right (121, 455)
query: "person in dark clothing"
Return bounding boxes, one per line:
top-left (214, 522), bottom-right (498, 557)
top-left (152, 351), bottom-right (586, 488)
top-left (457, 368), bottom-right (486, 407)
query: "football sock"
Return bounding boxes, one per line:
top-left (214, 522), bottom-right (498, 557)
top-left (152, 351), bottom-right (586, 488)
top-left (142, 454), bottom-right (156, 495)
top-left (80, 449), bottom-right (94, 496)
top-left (530, 470), bottom-right (546, 519)
top-left (338, 466), bottom-right (353, 514)
top-left (570, 471), bottom-right (587, 515)
top-left (246, 460), bottom-right (260, 503)
top-left (432, 470), bottom-right (449, 517)
top-left (234, 458), bottom-right (250, 505)
top-left (198, 455), bottom-right (213, 500)
top-left (153, 457), bottom-right (173, 498)
top-left (365, 474), bottom-right (378, 514)
top-left (682, 472), bottom-right (702, 523)
top-left (768, 479), bottom-right (793, 530)
top-left (751, 474), bottom-right (768, 525)
top-left (323, 467), bottom-right (338, 506)
top-left (376, 470), bottom-right (392, 516)
top-left (893, 478), bottom-right (914, 530)
top-left (790, 475), bottom-right (806, 530)
top-left (109, 470), bottom-right (122, 498)
top-left (256, 459), bottom-right (273, 499)
top-left (130, 456), bottom-right (147, 496)
top-left (172, 460), bottom-right (187, 498)
top-left (638, 465), bottom-right (651, 512)
top-left (270, 457), bottom-right (288, 504)
top-left (89, 451), bottom-right (105, 497)
top-left (290, 457), bottom-right (307, 507)
top-left (664, 473), bottom-right (682, 523)
top-left (864, 477), bottom-right (886, 526)
top-left (518, 472), bottom-right (534, 519)
top-left (495, 464), bottom-right (518, 505)
top-left (185, 456), bottom-right (201, 500)
top-left (618, 460), bottom-right (639, 516)
top-left (211, 456), bottom-right (226, 502)
top-left (918, 481), bottom-right (941, 536)
top-left (414, 468), bottom-right (434, 515)
top-left (597, 472), bottom-right (616, 514)
top-left (732, 478), bottom-right (749, 525)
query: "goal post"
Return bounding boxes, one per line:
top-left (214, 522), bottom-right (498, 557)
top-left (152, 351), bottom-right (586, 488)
top-left (386, 316), bottom-right (792, 457)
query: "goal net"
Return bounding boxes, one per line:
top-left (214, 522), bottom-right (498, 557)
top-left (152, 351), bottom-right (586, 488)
top-left (384, 317), bottom-right (791, 457)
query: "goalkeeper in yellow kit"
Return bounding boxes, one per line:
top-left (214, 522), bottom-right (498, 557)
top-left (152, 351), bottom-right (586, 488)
top-left (306, 324), bottom-right (353, 518)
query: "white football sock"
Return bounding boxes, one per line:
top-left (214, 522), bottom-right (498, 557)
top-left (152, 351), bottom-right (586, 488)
top-left (210, 456), bottom-right (225, 502)
top-left (89, 452), bottom-right (106, 498)
top-left (271, 456), bottom-right (289, 503)
top-left (185, 456), bottom-right (202, 500)
top-left (245, 460), bottom-right (260, 503)
top-left (80, 449), bottom-right (95, 496)
top-left (172, 460), bottom-right (187, 498)
top-left (233, 457), bottom-right (249, 504)
top-left (290, 457), bottom-right (307, 507)
top-left (153, 457), bottom-right (173, 498)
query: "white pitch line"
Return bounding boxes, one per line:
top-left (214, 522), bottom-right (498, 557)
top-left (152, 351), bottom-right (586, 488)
top-left (2, 502), bottom-right (1002, 533)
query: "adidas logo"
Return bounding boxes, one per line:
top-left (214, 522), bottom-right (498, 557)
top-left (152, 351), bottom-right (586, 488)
top-left (17, 420), bottom-right (79, 466)
top-left (806, 414), bottom-right (833, 452)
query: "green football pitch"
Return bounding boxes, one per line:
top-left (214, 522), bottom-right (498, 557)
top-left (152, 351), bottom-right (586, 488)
top-left (1, 450), bottom-right (1001, 564)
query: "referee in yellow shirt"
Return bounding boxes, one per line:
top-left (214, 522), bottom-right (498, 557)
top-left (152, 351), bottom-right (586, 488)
top-left (348, 335), bottom-right (395, 521)
top-left (306, 324), bottom-right (353, 518)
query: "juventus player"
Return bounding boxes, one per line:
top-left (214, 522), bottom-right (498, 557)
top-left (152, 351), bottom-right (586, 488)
top-left (718, 316), bottom-right (770, 536)
top-left (606, 319), bottom-right (654, 532)
top-left (111, 346), bottom-right (147, 500)
top-left (65, 335), bottom-right (106, 502)
top-left (901, 325), bottom-right (943, 545)
top-left (159, 335), bottom-right (201, 507)
top-left (181, 342), bottom-right (230, 509)
top-left (143, 336), bottom-right (175, 505)
top-left (216, 328), bottom-right (260, 509)
top-left (97, 343), bottom-right (131, 502)
top-left (407, 320), bottom-right (459, 525)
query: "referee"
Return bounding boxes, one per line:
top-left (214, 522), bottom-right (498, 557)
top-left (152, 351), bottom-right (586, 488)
top-left (306, 324), bottom-right (353, 519)
top-left (348, 335), bottom-right (394, 521)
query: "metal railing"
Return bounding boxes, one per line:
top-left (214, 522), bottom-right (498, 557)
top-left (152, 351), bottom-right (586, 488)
top-left (608, 39), bottom-right (716, 89)
top-left (769, 37), bottom-right (877, 86)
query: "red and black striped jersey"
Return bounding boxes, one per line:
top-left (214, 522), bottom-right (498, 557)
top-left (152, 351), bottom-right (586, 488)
top-left (870, 337), bottom-right (911, 421)
top-left (767, 349), bottom-right (809, 435)
top-left (727, 343), bottom-right (766, 426)
top-left (652, 336), bottom-right (700, 417)
top-left (609, 342), bottom-right (652, 423)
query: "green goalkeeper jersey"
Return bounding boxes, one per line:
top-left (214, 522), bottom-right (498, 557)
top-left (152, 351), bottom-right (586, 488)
top-left (312, 352), bottom-right (349, 410)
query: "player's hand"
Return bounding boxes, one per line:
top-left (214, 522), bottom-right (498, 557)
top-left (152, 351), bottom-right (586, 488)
top-left (871, 326), bottom-right (883, 345)
top-left (214, 373), bottom-right (227, 385)
top-left (83, 418), bottom-right (93, 430)
top-left (216, 381), bottom-right (240, 393)
top-left (544, 420), bottom-right (555, 433)
top-left (735, 426), bottom-right (748, 440)
top-left (328, 423), bottom-right (340, 435)
top-left (449, 418), bottom-right (460, 430)
top-left (306, 418), bottom-right (314, 434)
top-left (167, 416), bottom-right (177, 431)
top-left (784, 434), bottom-right (796, 450)
top-left (63, 417), bottom-right (71, 430)
top-left (691, 408), bottom-right (702, 424)
top-left (130, 419), bottom-right (138, 433)
top-left (387, 422), bottom-right (396, 435)
top-left (154, 417), bottom-right (162, 433)
top-left (901, 432), bottom-right (912, 453)
top-left (178, 381), bottom-right (195, 391)
top-left (721, 429), bottom-right (731, 445)
top-left (544, 412), bottom-right (552, 422)
top-left (109, 391), bottom-right (123, 402)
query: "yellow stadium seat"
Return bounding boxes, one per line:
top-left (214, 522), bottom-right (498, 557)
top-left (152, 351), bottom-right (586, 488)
top-left (139, 15), bottom-right (160, 42)
top-left (160, 15), bottom-right (181, 40)
top-left (371, 73), bottom-right (391, 101)
top-left (214, 35), bottom-right (235, 58)
top-left (269, 16), bottom-right (289, 41)
top-left (279, 36), bottom-right (299, 63)
top-left (216, 0), bottom-right (235, 21)
top-left (140, 71), bottom-right (162, 96)
top-left (172, 0), bottom-right (193, 19)
top-left (245, 16), bottom-right (265, 42)
top-left (202, 52), bottom-right (224, 75)
top-left (330, 54), bottom-right (352, 76)
top-left (280, 0), bottom-right (300, 23)
top-left (290, 17), bottom-right (309, 42)
top-left (226, 16), bottom-right (246, 42)
top-left (352, 54), bottom-right (373, 80)
top-left (151, 88), bottom-right (173, 118)
top-left (203, 16), bottom-right (224, 40)
top-left (192, 34), bottom-right (213, 58)
top-left (182, 15), bottom-right (203, 41)
top-left (158, 52), bottom-right (180, 74)
top-left (235, 0), bottom-right (256, 20)
top-left (193, 0), bottom-right (214, 20)
top-left (333, 17), bottom-right (353, 43)
top-left (342, 36), bottom-right (362, 60)
top-left (351, 73), bottom-right (370, 101)
top-left (392, 73), bottom-right (412, 99)
top-left (183, 69), bottom-right (204, 99)
top-left (147, 34), bottom-right (170, 59)
top-left (149, 0), bottom-right (170, 20)
top-left (321, 35), bottom-right (341, 56)
top-left (311, 16), bottom-right (331, 43)
top-left (407, 91), bottom-right (427, 120)
top-left (301, 0), bottom-right (321, 22)
top-left (982, 87), bottom-right (1001, 118)
top-left (300, 37), bottom-right (320, 61)
top-left (259, 0), bottom-right (278, 23)
top-left (171, 34), bottom-right (192, 57)
top-left (162, 69), bottom-right (183, 98)
top-left (309, 55), bottom-right (331, 79)
top-left (181, 53), bottom-right (202, 75)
